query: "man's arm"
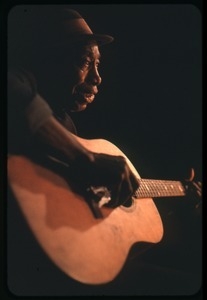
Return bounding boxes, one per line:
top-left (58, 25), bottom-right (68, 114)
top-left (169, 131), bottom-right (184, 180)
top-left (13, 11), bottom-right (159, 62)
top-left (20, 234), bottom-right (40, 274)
top-left (34, 114), bottom-right (93, 162)
top-left (33, 114), bottom-right (139, 208)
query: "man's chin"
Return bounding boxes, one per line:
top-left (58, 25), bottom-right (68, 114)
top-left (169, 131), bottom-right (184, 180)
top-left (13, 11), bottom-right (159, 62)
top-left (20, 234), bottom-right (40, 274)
top-left (69, 101), bottom-right (88, 112)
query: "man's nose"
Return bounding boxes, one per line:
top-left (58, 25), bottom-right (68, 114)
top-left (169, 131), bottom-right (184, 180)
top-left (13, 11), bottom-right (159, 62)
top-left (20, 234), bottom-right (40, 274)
top-left (87, 67), bottom-right (102, 86)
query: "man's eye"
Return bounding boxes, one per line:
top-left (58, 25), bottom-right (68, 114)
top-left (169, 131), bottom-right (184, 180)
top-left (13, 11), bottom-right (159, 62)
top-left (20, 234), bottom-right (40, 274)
top-left (76, 58), bottom-right (100, 71)
top-left (81, 59), bottom-right (91, 69)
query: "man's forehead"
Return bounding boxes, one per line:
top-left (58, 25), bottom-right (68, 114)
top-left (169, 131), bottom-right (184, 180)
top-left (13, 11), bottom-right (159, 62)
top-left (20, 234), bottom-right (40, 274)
top-left (78, 44), bottom-right (101, 58)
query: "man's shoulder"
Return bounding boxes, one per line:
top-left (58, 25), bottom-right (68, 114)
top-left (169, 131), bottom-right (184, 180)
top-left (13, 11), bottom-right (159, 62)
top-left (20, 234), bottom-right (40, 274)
top-left (8, 66), bottom-right (36, 85)
top-left (8, 66), bottom-right (37, 100)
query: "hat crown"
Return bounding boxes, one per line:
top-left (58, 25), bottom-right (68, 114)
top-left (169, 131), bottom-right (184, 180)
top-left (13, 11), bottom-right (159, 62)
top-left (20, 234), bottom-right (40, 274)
top-left (8, 6), bottom-right (114, 48)
top-left (61, 9), bottom-right (93, 36)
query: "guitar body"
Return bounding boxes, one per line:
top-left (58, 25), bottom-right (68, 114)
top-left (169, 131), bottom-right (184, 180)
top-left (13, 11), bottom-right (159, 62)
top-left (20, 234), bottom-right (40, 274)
top-left (7, 136), bottom-right (163, 284)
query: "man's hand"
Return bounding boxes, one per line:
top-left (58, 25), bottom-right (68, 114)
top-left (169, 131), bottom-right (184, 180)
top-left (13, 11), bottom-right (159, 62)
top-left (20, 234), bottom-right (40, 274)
top-left (69, 152), bottom-right (139, 208)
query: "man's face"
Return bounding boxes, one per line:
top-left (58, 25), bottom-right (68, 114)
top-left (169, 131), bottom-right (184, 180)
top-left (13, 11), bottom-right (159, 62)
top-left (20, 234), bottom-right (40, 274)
top-left (68, 43), bottom-right (102, 112)
top-left (38, 42), bottom-right (102, 113)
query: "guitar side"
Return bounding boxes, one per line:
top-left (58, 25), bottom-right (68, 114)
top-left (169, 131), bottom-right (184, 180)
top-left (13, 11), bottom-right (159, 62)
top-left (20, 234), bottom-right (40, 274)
top-left (7, 136), bottom-right (164, 284)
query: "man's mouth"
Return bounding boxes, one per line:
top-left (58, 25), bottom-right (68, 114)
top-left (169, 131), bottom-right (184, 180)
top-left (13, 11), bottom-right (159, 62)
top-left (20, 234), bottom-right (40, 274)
top-left (70, 91), bottom-right (96, 112)
top-left (74, 91), bottom-right (96, 105)
top-left (84, 93), bottom-right (95, 104)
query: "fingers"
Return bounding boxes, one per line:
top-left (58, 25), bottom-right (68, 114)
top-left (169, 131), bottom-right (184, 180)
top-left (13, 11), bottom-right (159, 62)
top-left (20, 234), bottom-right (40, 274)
top-left (183, 168), bottom-right (202, 198)
top-left (75, 152), bottom-right (139, 208)
top-left (107, 158), bottom-right (139, 208)
top-left (186, 168), bottom-right (195, 181)
top-left (191, 181), bottom-right (202, 197)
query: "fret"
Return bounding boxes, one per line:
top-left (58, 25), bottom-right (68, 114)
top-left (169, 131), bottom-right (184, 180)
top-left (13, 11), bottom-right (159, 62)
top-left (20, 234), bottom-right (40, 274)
top-left (134, 179), bottom-right (186, 199)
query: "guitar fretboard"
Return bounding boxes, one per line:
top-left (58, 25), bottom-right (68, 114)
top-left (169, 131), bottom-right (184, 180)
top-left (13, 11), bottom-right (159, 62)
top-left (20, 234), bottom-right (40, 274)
top-left (134, 179), bottom-right (186, 199)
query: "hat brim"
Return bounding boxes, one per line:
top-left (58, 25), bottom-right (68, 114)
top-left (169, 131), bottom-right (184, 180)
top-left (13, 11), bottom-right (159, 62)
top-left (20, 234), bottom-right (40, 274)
top-left (66, 33), bottom-right (114, 46)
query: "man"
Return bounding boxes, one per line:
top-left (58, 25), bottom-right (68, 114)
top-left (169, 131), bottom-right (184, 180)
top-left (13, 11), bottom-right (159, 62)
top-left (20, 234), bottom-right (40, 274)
top-left (8, 6), bottom-right (139, 207)
top-left (7, 5), bottom-right (202, 297)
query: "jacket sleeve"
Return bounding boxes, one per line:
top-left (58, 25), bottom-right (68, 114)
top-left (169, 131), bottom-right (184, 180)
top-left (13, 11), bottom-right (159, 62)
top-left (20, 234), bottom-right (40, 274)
top-left (7, 68), bottom-right (53, 153)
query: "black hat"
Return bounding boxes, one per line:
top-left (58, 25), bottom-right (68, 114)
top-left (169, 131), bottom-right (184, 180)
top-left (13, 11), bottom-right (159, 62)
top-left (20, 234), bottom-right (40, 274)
top-left (56, 8), bottom-right (114, 46)
top-left (8, 6), bottom-right (114, 50)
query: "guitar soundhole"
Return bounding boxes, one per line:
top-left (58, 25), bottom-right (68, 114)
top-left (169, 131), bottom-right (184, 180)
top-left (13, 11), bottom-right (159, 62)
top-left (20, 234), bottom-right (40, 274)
top-left (121, 197), bottom-right (136, 212)
top-left (123, 197), bottom-right (133, 207)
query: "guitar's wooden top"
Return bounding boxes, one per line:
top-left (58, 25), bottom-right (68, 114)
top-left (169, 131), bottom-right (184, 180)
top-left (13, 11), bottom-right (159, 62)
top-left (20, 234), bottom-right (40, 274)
top-left (7, 137), bottom-right (164, 284)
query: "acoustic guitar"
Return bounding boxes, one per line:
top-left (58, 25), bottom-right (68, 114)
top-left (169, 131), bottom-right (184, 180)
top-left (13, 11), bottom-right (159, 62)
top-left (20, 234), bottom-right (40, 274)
top-left (7, 135), bottom-right (201, 285)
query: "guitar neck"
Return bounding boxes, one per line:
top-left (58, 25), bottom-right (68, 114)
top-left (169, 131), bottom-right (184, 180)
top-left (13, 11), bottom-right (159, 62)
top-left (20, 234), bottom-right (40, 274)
top-left (135, 179), bottom-right (186, 199)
